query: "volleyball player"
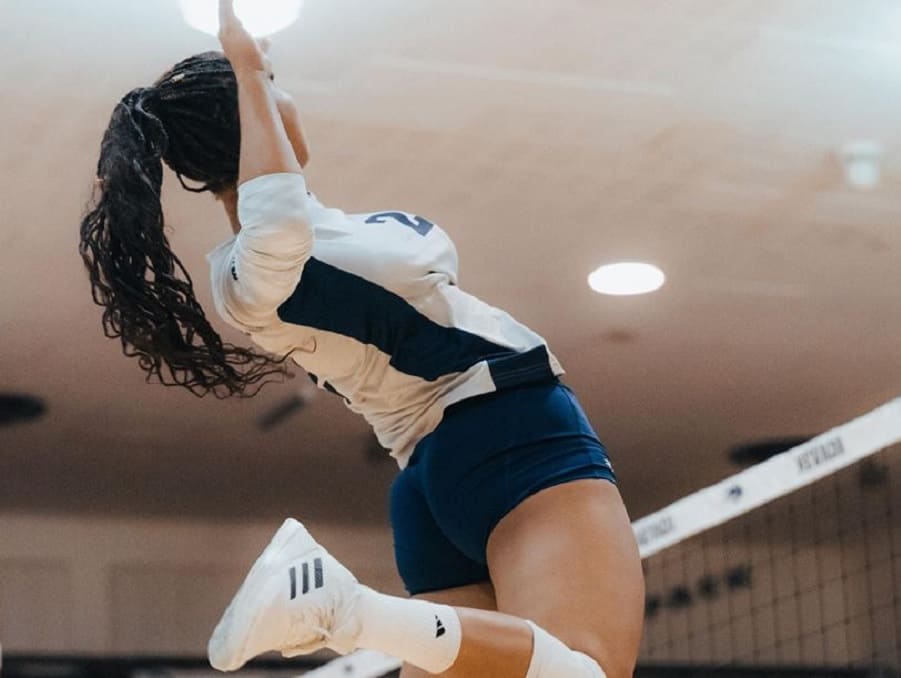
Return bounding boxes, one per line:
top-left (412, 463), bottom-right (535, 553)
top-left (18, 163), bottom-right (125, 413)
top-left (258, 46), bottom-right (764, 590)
top-left (79, 2), bottom-right (644, 675)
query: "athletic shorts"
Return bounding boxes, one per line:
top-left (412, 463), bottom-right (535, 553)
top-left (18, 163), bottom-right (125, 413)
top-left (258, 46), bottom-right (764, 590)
top-left (390, 378), bottom-right (616, 595)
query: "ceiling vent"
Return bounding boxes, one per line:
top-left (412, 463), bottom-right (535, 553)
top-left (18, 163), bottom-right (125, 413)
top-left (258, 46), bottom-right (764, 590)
top-left (0, 393), bottom-right (46, 426)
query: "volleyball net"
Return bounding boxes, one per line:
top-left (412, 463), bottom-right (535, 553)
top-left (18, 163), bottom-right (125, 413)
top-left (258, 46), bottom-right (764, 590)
top-left (304, 397), bottom-right (901, 677)
top-left (639, 400), bottom-right (901, 672)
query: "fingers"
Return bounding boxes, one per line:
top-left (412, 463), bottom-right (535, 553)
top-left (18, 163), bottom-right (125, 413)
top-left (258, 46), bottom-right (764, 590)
top-left (217, 0), bottom-right (270, 74)
top-left (219, 0), bottom-right (236, 27)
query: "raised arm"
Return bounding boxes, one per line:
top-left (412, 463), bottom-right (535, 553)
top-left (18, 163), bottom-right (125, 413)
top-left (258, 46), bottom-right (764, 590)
top-left (213, 0), bottom-right (315, 328)
top-left (218, 0), bottom-right (301, 182)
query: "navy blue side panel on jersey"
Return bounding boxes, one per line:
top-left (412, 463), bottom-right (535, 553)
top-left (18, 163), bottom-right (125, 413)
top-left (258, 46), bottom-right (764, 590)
top-left (277, 257), bottom-right (546, 383)
top-left (307, 372), bottom-right (349, 402)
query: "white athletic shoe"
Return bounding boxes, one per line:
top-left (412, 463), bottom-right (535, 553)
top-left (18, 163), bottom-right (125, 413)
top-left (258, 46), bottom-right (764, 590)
top-left (208, 518), bottom-right (363, 672)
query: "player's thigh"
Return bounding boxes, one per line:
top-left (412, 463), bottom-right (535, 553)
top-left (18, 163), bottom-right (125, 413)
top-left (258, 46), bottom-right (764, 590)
top-left (487, 478), bottom-right (644, 678)
top-left (398, 581), bottom-right (498, 678)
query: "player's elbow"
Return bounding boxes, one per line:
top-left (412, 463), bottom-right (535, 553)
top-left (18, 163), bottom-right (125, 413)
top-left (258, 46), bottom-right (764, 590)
top-left (273, 205), bottom-right (314, 238)
top-left (225, 261), bottom-right (306, 329)
top-left (240, 207), bottom-right (315, 262)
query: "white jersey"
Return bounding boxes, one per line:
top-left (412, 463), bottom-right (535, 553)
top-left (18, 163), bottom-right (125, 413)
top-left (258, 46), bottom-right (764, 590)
top-left (207, 172), bottom-right (564, 467)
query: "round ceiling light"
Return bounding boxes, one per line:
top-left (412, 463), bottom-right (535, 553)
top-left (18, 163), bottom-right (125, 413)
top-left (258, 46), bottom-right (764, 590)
top-left (839, 141), bottom-right (884, 190)
top-left (179, 0), bottom-right (304, 37)
top-left (588, 262), bottom-right (666, 296)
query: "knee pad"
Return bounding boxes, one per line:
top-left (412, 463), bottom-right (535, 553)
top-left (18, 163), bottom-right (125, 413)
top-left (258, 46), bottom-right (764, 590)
top-left (524, 621), bottom-right (607, 678)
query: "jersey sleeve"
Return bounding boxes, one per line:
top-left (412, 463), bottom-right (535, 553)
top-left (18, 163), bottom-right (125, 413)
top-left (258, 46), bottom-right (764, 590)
top-left (215, 172), bottom-right (315, 329)
top-left (435, 226), bottom-right (459, 285)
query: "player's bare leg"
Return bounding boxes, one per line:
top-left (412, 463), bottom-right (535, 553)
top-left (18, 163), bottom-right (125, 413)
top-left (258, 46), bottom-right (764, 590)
top-left (397, 479), bottom-right (643, 678)
top-left (485, 479), bottom-right (644, 678)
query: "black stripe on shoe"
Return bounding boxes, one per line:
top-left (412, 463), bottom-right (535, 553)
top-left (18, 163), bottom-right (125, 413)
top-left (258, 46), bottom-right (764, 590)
top-left (302, 561), bottom-right (310, 594)
top-left (314, 557), bottom-right (324, 589)
top-left (289, 566), bottom-right (297, 600)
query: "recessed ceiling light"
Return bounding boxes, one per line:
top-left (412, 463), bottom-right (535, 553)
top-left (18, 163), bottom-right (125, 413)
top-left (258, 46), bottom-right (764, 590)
top-left (588, 262), bottom-right (666, 296)
top-left (839, 141), bottom-right (884, 190)
top-left (179, 0), bottom-right (304, 37)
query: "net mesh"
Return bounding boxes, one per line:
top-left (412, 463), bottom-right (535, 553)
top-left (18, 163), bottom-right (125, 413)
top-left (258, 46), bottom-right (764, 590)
top-left (639, 446), bottom-right (900, 671)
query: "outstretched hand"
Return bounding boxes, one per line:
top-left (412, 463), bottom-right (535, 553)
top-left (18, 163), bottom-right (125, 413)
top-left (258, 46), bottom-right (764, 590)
top-left (218, 0), bottom-right (267, 75)
top-left (216, 0), bottom-right (309, 171)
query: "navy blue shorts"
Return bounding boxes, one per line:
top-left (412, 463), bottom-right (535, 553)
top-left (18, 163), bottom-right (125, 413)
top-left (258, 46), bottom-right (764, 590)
top-left (390, 379), bottom-right (615, 595)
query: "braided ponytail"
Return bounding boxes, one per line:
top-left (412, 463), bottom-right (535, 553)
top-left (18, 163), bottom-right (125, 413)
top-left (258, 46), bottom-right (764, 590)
top-left (79, 57), bottom-right (290, 397)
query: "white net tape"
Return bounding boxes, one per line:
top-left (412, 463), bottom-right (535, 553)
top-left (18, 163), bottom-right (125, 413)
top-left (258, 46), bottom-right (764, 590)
top-left (634, 397), bottom-right (901, 558)
top-left (304, 397), bottom-right (901, 677)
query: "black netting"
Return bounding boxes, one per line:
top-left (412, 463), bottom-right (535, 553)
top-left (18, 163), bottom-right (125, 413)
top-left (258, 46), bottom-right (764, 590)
top-left (640, 446), bottom-right (900, 673)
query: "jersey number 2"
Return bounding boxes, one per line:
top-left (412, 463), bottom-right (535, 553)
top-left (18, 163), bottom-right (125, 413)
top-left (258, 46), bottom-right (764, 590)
top-left (365, 212), bottom-right (434, 236)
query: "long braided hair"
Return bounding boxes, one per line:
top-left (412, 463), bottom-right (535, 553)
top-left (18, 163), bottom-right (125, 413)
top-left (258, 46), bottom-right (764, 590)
top-left (79, 52), bottom-right (289, 397)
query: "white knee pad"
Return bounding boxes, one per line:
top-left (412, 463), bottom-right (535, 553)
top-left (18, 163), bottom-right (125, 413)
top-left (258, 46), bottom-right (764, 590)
top-left (524, 621), bottom-right (607, 678)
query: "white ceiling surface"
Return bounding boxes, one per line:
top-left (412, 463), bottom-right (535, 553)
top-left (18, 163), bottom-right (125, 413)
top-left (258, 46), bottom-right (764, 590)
top-left (1, 0), bottom-right (900, 524)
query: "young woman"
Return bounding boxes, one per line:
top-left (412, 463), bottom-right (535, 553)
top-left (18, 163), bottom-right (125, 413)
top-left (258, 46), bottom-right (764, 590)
top-left (79, 2), bottom-right (644, 676)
